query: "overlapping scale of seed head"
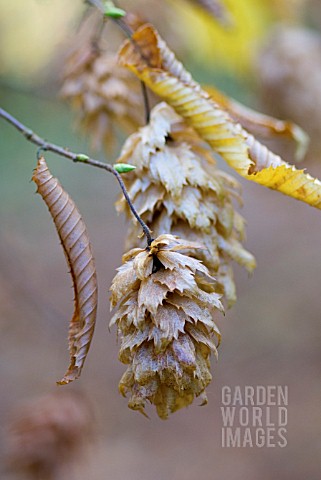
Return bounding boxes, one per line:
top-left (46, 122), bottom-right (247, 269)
top-left (60, 43), bottom-right (143, 152)
top-left (110, 234), bottom-right (223, 419)
top-left (116, 102), bottom-right (256, 306)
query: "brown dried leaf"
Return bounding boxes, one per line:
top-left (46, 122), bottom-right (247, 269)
top-left (32, 157), bottom-right (98, 384)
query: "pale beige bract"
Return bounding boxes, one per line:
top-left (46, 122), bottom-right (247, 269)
top-left (116, 102), bottom-right (255, 306)
top-left (61, 44), bottom-right (143, 152)
top-left (110, 234), bottom-right (223, 419)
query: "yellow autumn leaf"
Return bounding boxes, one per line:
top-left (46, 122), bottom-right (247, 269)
top-left (168, 0), bottom-right (271, 73)
top-left (250, 164), bottom-right (321, 205)
top-left (118, 24), bottom-right (321, 210)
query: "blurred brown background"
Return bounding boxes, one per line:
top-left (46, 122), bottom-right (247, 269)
top-left (1, 1), bottom-right (321, 479)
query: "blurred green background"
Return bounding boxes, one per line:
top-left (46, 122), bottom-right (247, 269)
top-left (1, 1), bottom-right (321, 479)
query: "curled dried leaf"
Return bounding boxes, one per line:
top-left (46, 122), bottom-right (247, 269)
top-left (32, 157), bottom-right (98, 384)
top-left (119, 24), bottom-right (321, 210)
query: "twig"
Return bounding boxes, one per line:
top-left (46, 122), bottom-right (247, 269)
top-left (113, 169), bottom-right (152, 244)
top-left (140, 81), bottom-right (151, 124)
top-left (87, 0), bottom-right (151, 124)
top-left (0, 107), bottom-right (153, 245)
top-left (111, 16), bottom-right (151, 123)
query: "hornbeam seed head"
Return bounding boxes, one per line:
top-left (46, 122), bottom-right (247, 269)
top-left (110, 234), bottom-right (223, 419)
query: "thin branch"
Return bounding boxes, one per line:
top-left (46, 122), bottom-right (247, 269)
top-left (111, 16), bottom-right (151, 124)
top-left (112, 17), bottom-right (151, 124)
top-left (113, 169), bottom-right (152, 244)
top-left (0, 107), bottom-right (153, 246)
top-left (140, 81), bottom-right (151, 124)
top-left (113, 16), bottom-right (133, 38)
top-left (87, 0), bottom-right (151, 124)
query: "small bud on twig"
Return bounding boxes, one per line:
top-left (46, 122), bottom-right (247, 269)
top-left (113, 163), bottom-right (136, 173)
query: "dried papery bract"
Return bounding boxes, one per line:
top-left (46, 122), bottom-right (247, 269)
top-left (116, 102), bottom-right (255, 306)
top-left (110, 234), bottom-right (223, 419)
top-left (119, 24), bottom-right (321, 210)
top-left (60, 42), bottom-right (143, 152)
top-left (32, 157), bottom-right (98, 384)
